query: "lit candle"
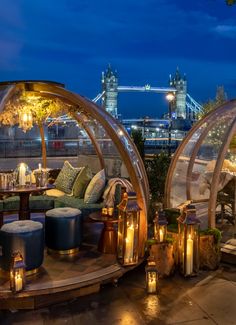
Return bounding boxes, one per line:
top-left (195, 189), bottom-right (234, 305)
top-left (124, 225), bottom-right (134, 263)
top-left (15, 273), bottom-right (23, 292)
top-left (38, 163), bottom-right (42, 170)
top-left (159, 229), bottom-right (164, 242)
top-left (19, 163), bottom-right (26, 186)
top-left (148, 276), bottom-right (157, 293)
top-left (186, 234), bottom-right (193, 275)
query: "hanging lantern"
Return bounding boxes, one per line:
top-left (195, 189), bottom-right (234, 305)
top-left (10, 251), bottom-right (26, 293)
top-left (145, 256), bottom-right (158, 294)
top-left (153, 210), bottom-right (168, 243)
top-left (18, 109), bottom-right (33, 133)
top-left (178, 204), bottom-right (200, 277)
top-left (117, 192), bottom-right (141, 266)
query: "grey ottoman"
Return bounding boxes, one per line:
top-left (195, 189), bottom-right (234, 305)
top-left (45, 207), bottom-right (82, 255)
top-left (0, 220), bottom-right (44, 272)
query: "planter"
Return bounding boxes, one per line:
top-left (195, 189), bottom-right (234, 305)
top-left (150, 243), bottom-right (175, 277)
top-left (199, 235), bottom-right (221, 270)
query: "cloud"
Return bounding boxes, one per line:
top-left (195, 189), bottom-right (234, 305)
top-left (213, 24), bottom-right (236, 38)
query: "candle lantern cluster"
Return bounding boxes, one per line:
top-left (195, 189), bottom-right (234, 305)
top-left (177, 204), bottom-right (200, 277)
top-left (14, 163), bottom-right (32, 187)
top-left (153, 210), bottom-right (168, 243)
top-left (145, 256), bottom-right (158, 294)
top-left (117, 192), bottom-right (141, 266)
top-left (10, 251), bottom-right (26, 293)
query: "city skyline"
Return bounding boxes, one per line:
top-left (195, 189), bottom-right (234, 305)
top-left (1, 0), bottom-right (236, 118)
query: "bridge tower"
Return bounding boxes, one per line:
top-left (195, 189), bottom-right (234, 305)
top-left (101, 64), bottom-right (118, 118)
top-left (169, 67), bottom-right (187, 119)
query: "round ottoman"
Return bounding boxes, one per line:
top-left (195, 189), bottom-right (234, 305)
top-left (45, 207), bottom-right (82, 255)
top-left (0, 220), bottom-right (44, 273)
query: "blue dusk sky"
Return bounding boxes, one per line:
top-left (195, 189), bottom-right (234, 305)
top-left (1, 0), bottom-right (236, 118)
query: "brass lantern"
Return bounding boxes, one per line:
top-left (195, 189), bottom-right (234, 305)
top-left (145, 256), bottom-right (158, 294)
top-left (178, 204), bottom-right (200, 277)
top-left (10, 251), bottom-right (26, 293)
top-left (153, 210), bottom-right (168, 243)
top-left (117, 192), bottom-right (141, 266)
top-left (18, 109), bottom-right (33, 133)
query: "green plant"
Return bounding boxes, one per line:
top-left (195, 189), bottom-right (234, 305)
top-left (145, 152), bottom-right (171, 203)
top-left (200, 228), bottom-right (222, 244)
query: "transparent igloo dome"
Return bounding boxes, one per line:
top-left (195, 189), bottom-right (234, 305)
top-left (0, 80), bottom-right (149, 254)
top-left (164, 100), bottom-right (236, 228)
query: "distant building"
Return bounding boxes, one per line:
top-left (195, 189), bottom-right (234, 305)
top-left (169, 67), bottom-right (187, 119)
top-left (101, 64), bottom-right (118, 118)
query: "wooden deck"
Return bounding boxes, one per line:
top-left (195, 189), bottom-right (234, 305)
top-left (0, 214), bottom-right (135, 310)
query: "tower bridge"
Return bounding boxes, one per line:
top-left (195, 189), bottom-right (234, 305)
top-left (93, 65), bottom-right (203, 120)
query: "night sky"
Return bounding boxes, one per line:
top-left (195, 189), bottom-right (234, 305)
top-left (1, 0), bottom-right (236, 118)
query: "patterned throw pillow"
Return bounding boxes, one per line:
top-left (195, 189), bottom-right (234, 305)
top-left (84, 169), bottom-right (106, 204)
top-left (54, 161), bottom-right (81, 194)
top-left (72, 166), bottom-right (93, 198)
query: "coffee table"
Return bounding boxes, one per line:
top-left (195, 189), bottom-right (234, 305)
top-left (89, 211), bottom-right (118, 254)
top-left (0, 184), bottom-right (54, 220)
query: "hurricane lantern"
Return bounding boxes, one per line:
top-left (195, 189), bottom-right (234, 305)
top-left (18, 109), bottom-right (33, 133)
top-left (10, 251), bottom-right (26, 293)
top-left (14, 163), bottom-right (32, 187)
top-left (145, 256), bottom-right (158, 294)
top-left (178, 204), bottom-right (200, 277)
top-left (117, 192), bottom-right (141, 266)
top-left (153, 210), bottom-right (168, 243)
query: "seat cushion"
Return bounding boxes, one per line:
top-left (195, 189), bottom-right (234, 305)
top-left (54, 195), bottom-right (103, 216)
top-left (54, 161), bottom-right (81, 194)
top-left (29, 195), bottom-right (55, 210)
top-left (3, 195), bottom-right (55, 211)
top-left (46, 207), bottom-right (81, 218)
top-left (1, 220), bottom-right (43, 233)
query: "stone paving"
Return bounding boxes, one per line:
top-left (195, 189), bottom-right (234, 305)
top-left (0, 262), bottom-right (236, 325)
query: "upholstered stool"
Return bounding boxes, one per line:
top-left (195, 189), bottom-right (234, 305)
top-left (45, 207), bottom-right (82, 255)
top-left (0, 220), bottom-right (44, 273)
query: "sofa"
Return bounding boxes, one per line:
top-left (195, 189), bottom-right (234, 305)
top-left (0, 161), bottom-right (128, 227)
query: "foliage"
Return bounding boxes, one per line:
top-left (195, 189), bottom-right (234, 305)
top-left (226, 0), bottom-right (236, 5)
top-left (198, 86), bottom-right (227, 120)
top-left (145, 152), bottom-right (171, 203)
top-left (200, 228), bottom-right (222, 245)
top-left (131, 129), bottom-right (145, 161)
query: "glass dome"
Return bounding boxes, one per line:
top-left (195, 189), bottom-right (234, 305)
top-left (0, 80), bottom-right (149, 254)
top-left (164, 100), bottom-right (236, 228)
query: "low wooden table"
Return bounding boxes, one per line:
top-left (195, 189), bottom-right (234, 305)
top-left (0, 184), bottom-right (54, 220)
top-left (89, 211), bottom-right (118, 254)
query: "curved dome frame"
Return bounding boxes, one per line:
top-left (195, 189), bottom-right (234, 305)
top-left (0, 81), bottom-right (149, 254)
top-left (164, 100), bottom-right (236, 228)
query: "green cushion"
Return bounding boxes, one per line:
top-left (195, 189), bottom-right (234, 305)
top-left (54, 161), bottom-right (81, 194)
top-left (29, 195), bottom-right (55, 210)
top-left (3, 196), bottom-right (20, 211)
top-left (54, 196), bottom-right (103, 216)
top-left (72, 166), bottom-right (92, 198)
top-left (3, 195), bottom-right (55, 211)
top-left (84, 169), bottom-right (106, 204)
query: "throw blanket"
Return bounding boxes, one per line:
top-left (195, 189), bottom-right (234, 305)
top-left (103, 178), bottom-right (133, 207)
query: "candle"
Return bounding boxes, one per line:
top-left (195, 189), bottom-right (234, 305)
top-left (19, 163), bottom-right (26, 186)
top-left (124, 225), bottom-right (134, 263)
top-left (108, 207), bottom-right (114, 216)
top-left (38, 163), bottom-right (42, 170)
top-left (15, 274), bottom-right (23, 292)
top-left (159, 229), bottom-right (164, 242)
top-left (186, 234), bottom-right (193, 275)
top-left (148, 276), bottom-right (157, 293)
